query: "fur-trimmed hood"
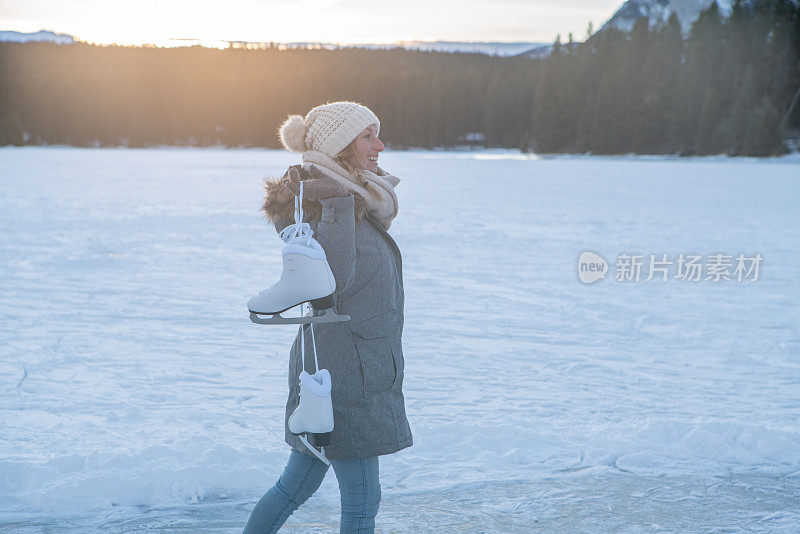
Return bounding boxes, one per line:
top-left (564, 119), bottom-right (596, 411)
top-left (260, 168), bottom-right (369, 227)
top-left (261, 157), bottom-right (399, 229)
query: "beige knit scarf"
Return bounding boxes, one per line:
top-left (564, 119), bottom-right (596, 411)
top-left (301, 149), bottom-right (400, 230)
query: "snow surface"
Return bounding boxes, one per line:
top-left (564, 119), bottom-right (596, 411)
top-left (1, 146), bottom-right (799, 532)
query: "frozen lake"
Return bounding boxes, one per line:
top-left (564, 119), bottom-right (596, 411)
top-left (1, 146), bottom-right (799, 533)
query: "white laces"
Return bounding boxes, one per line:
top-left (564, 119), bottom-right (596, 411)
top-left (279, 181), bottom-right (315, 246)
top-left (284, 182), bottom-right (321, 375)
top-left (258, 182), bottom-right (314, 297)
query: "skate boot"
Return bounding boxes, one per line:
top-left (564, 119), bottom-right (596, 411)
top-left (288, 368), bottom-right (334, 465)
top-left (247, 233), bottom-right (336, 313)
top-left (248, 181), bottom-right (349, 325)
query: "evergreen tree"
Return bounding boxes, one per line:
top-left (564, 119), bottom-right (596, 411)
top-left (744, 94), bottom-right (785, 155)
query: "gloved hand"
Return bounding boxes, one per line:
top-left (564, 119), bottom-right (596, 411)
top-left (283, 164), bottom-right (348, 201)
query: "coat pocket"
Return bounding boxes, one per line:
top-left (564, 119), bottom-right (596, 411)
top-left (350, 310), bottom-right (398, 398)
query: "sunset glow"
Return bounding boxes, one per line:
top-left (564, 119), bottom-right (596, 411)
top-left (0, 0), bottom-right (622, 47)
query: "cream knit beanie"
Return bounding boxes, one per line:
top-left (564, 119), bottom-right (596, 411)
top-left (278, 101), bottom-right (380, 158)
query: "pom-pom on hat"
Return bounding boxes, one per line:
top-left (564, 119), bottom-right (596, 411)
top-left (279, 101), bottom-right (380, 158)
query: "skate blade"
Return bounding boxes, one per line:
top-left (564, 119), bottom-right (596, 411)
top-left (297, 434), bottom-right (330, 465)
top-left (249, 309), bottom-right (351, 325)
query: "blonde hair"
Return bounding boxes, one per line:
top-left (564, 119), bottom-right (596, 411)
top-left (334, 140), bottom-right (366, 184)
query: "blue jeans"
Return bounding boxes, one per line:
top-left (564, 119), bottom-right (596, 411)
top-left (243, 449), bottom-right (381, 534)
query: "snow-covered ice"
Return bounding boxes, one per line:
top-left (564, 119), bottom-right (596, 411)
top-left (1, 146), bottom-right (799, 532)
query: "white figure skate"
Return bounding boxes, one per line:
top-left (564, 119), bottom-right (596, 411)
top-left (248, 182), bottom-right (350, 325)
top-left (286, 303), bottom-right (334, 464)
top-left (289, 368), bottom-right (334, 464)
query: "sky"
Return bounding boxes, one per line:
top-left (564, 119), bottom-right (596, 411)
top-left (0, 0), bottom-right (623, 47)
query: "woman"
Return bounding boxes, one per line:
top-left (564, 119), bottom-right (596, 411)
top-left (243, 101), bottom-right (413, 534)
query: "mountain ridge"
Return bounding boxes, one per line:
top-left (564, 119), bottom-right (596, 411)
top-left (0, 30), bottom-right (546, 56)
top-left (0, 30), bottom-right (73, 44)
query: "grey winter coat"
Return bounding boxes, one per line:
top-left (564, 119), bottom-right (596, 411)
top-left (263, 176), bottom-right (413, 460)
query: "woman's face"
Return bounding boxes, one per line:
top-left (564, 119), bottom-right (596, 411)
top-left (350, 124), bottom-right (384, 173)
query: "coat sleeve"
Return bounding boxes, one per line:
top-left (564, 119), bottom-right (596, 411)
top-left (314, 194), bottom-right (357, 295)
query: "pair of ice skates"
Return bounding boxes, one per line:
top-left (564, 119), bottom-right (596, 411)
top-left (247, 182), bottom-right (349, 465)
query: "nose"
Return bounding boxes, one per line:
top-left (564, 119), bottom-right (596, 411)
top-left (374, 137), bottom-right (385, 152)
